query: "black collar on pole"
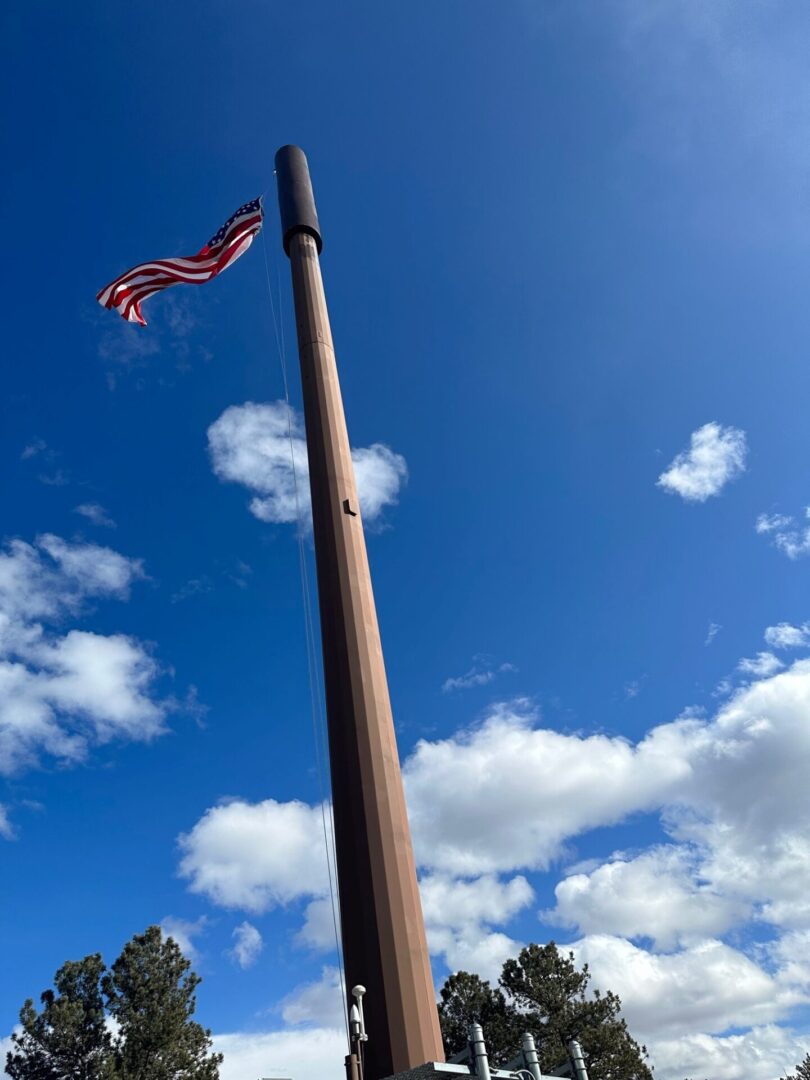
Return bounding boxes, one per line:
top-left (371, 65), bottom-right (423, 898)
top-left (275, 145), bottom-right (323, 256)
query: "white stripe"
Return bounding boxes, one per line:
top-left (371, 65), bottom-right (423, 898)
top-left (100, 214), bottom-right (261, 315)
top-left (100, 217), bottom-right (262, 302)
top-left (116, 278), bottom-right (182, 313)
top-left (111, 261), bottom-right (217, 286)
top-left (109, 268), bottom-right (215, 298)
top-left (219, 233), bottom-right (255, 269)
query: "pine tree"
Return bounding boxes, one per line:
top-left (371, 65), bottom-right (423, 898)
top-left (6, 954), bottom-right (113, 1080)
top-left (438, 942), bottom-right (653, 1080)
top-left (6, 928), bottom-right (222, 1080)
top-left (102, 926), bottom-right (222, 1080)
top-left (781, 1053), bottom-right (810, 1080)
top-left (438, 972), bottom-right (517, 1064)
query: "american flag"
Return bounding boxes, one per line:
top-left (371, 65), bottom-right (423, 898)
top-left (97, 198), bottom-right (264, 326)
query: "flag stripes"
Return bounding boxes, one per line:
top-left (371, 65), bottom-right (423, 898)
top-left (97, 198), bottom-right (263, 325)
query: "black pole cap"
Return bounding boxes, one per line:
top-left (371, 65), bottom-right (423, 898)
top-left (274, 145), bottom-right (323, 256)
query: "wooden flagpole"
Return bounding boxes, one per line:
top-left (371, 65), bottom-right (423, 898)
top-left (274, 146), bottom-right (445, 1080)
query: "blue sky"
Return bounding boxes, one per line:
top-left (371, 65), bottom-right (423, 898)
top-left (3, 2), bottom-right (810, 1078)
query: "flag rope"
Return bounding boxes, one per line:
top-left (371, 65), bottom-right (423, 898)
top-left (260, 212), bottom-right (350, 1048)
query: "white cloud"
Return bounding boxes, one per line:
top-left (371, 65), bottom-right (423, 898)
top-left (757, 513), bottom-right (794, 535)
top-left (230, 921), bottom-right (263, 969)
top-left (757, 508), bottom-right (810, 559)
top-left (769, 929), bottom-right (810, 991)
top-left (0, 534), bottom-right (142, 624)
top-left (349, 444), bottom-right (409, 523)
top-left (183, 656), bottom-right (810, 916)
top-left (74, 503), bottom-right (116, 529)
top-left (3, 1023), bottom-right (344, 1080)
top-left (420, 873), bottom-right (532, 981)
top-left (207, 402), bottom-right (407, 527)
top-left (649, 1024), bottom-right (810, 1080)
top-left (657, 422), bottom-right (747, 501)
top-left (765, 622), bottom-right (810, 650)
top-left (180, 656), bottom-right (810, 1076)
top-left (776, 519), bottom-right (810, 558)
top-left (0, 805), bottom-right (15, 840)
top-left (281, 966), bottom-right (345, 1029)
top-left (547, 847), bottom-right (747, 950)
top-left (0, 535), bottom-right (165, 775)
top-left (214, 1026), bottom-right (344, 1080)
top-left (420, 873), bottom-right (533, 931)
top-left (442, 660), bottom-right (516, 694)
top-left (688, 826), bottom-right (810, 931)
top-left (434, 926), bottom-right (523, 985)
top-left (147, 1019), bottom-right (810, 1080)
top-left (178, 798), bottom-right (331, 913)
top-left (573, 935), bottom-right (802, 1041)
top-left (1, 1033), bottom-right (17, 1079)
top-left (159, 915), bottom-right (208, 960)
top-left (705, 622), bottom-right (722, 645)
top-left (403, 699), bottom-right (688, 876)
top-left (297, 897), bottom-right (339, 952)
top-left (404, 660), bottom-right (810, 896)
top-left (737, 651), bottom-right (784, 678)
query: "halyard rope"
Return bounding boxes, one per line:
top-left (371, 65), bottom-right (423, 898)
top-left (260, 213), bottom-right (350, 1046)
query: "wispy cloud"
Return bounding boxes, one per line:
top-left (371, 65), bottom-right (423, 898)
top-left (756, 508), bottom-right (810, 560)
top-left (737, 652), bottom-right (784, 679)
top-left (280, 967), bottom-right (345, 1029)
top-left (97, 293), bottom-right (208, 388)
top-left (765, 622), bottom-right (810, 650)
top-left (756, 513), bottom-right (793, 535)
top-left (441, 658), bottom-right (517, 694)
top-left (37, 469), bottom-right (70, 487)
top-left (19, 440), bottom-right (71, 486)
top-left (227, 561), bottom-right (252, 590)
top-left (624, 679), bottom-right (643, 700)
top-left (705, 623), bottom-right (722, 646)
top-left (74, 503), bottom-right (116, 529)
top-left (159, 915), bottom-right (208, 961)
top-left (229, 921), bottom-right (263, 970)
top-left (0, 805), bottom-right (15, 841)
top-left (20, 439), bottom-right (47, 461)
top-left (657, 422), bottom-right (747, 502)
top-left (171, 577), bottom-right (214, 604)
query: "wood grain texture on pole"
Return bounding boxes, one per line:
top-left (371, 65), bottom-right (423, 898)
top-left (276, 146), bottom-right (444, 1080)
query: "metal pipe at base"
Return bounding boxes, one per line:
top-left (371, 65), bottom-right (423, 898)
top-left (520, 1033), bottom-right (543, 1080)
top-left (468, 1023), bottom-right (492, 1080)
top-left (566, 1041), bottom-right (588, 1080)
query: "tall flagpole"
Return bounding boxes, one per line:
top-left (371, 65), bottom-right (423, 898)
top-left (274, 146), bottom-right (445, 1080)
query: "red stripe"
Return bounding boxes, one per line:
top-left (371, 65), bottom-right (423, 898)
top-left (97, 213), bottom-right (262, 302)
top-left (101, 259), bottom-right (220, 296)
top-left (121, 281), bottom-right (180, 322)
top-left (106, 267), bottom-right (216, 302)
top-left (112, 232), bottom-right (255, 319)
top-left (98, 203), bottom-right (262, 323)
top-left (99, 217), bottom-right (262, 302)
top-left (107, 234), bottom-right (254, 308)
top-left (109, 274), bottom-right (193, 312)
